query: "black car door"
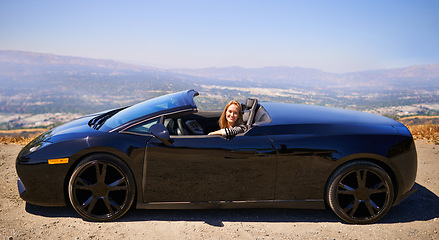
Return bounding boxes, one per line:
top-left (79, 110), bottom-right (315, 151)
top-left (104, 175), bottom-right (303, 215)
top-left (143, 133), bottom-right (276, 202)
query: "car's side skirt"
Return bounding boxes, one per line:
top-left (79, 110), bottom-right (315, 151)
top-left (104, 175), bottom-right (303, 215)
top-left (137, 199), bottom-right (325, 210)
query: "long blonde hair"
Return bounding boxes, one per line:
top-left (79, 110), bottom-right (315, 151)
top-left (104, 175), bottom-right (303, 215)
top-left (219, 100), bottom-right (243, 129)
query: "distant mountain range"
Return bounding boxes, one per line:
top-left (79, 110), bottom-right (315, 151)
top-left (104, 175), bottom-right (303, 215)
top-left (1, 50), bottom-right (438, 117)
top-left (0, 50), bottom-right (155, 71)
top-left (171, 64), bottom-right (439, 89)
top-left (2, 50), bottom-right (439, 90)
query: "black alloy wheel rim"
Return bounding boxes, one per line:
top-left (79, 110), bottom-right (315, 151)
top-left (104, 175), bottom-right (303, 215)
top-left (71, 160), bottom-right (130, 220)
top-left (335, 168), bottom-right (391, 221)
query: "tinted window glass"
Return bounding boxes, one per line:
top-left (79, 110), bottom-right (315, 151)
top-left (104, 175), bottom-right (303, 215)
top-left (103, 92), bottom-right (187, 129)
top-left (125, 118), bottom-right (160, 134)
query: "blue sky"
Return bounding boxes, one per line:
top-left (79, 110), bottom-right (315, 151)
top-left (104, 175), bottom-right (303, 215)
top-left (1, 0), bottom-right (438, 73)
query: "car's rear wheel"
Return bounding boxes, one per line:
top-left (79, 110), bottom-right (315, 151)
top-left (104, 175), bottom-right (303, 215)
top-left (327, 161), bottom-right (394, 224)
top-left (68, 154), bottom-right (135, 221)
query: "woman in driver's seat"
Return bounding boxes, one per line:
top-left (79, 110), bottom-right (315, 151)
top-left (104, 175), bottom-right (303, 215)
top-left (208, 100), bottom-right (248, 139)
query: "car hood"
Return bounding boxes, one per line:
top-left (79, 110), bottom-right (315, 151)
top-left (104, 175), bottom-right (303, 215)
top-left (19, 116), bottom-right (96, 157)
top-left (44, 115), bottom-right (96, 141)
top-left (262, 102), bottom-right (404, 127)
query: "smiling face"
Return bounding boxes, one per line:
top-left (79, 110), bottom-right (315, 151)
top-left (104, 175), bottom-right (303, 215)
top-left (226, 103), bottom-right (240, 128)
top-left (218, 100), bottom-right (242, 129)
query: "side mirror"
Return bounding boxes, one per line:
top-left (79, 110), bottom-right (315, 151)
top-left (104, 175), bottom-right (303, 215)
top-left (150, 123), bottom-right (174, 146)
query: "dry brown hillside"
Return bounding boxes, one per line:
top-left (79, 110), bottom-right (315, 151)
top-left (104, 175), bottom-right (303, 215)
top-left (399, 116), bottom-right (439, 125)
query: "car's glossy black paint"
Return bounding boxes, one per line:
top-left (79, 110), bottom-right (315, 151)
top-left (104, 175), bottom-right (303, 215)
top-left (144, 134), bottom-right (277, 202)
top-left (16, 89), bottom-right (417, 223)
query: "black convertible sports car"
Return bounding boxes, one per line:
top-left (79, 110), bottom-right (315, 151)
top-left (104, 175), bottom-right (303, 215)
top-left (16, 89), bottom-right (417, 224)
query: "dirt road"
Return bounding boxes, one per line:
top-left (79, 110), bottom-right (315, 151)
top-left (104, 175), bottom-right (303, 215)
top-left (1, 141), bottom-right (438, 239)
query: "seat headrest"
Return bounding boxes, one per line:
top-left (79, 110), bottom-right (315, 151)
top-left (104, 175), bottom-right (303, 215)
top-left (242, 110), bottom-right (250, 122)
top-left (246, 98), bottom-right (257, 109)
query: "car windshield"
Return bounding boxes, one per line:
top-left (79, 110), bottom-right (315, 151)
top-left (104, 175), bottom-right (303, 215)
top-left (102, 90), bottom-right (196, 129)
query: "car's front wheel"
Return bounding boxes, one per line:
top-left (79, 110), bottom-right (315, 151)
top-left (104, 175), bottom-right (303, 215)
top-left (326, 161), bottom-right (394, 224)
top-left (68, 154), bottom-right (136, 221)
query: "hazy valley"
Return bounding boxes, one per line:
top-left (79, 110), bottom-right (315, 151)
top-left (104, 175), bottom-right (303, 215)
top-left (1, 50), bottom-right (439, 129)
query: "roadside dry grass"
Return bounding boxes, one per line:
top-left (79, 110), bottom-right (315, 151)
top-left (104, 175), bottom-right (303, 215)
top-left (0, 128), bottom-right (45, 145)
top-left (0, 136), bottom-right (32, 145)
top-left (407, 124), bottom-right (439, 144)
top-left (0, 128), bottom-right (46, 145)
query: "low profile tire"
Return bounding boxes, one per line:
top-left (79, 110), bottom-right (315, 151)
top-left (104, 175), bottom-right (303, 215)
top-left (327, 161), bottom-right (394, 224)
top-left (68, 154), bottom-right (136, 221)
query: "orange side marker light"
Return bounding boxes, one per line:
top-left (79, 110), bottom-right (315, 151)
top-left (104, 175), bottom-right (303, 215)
top-left (48, 158), bottom-right (69, 164)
